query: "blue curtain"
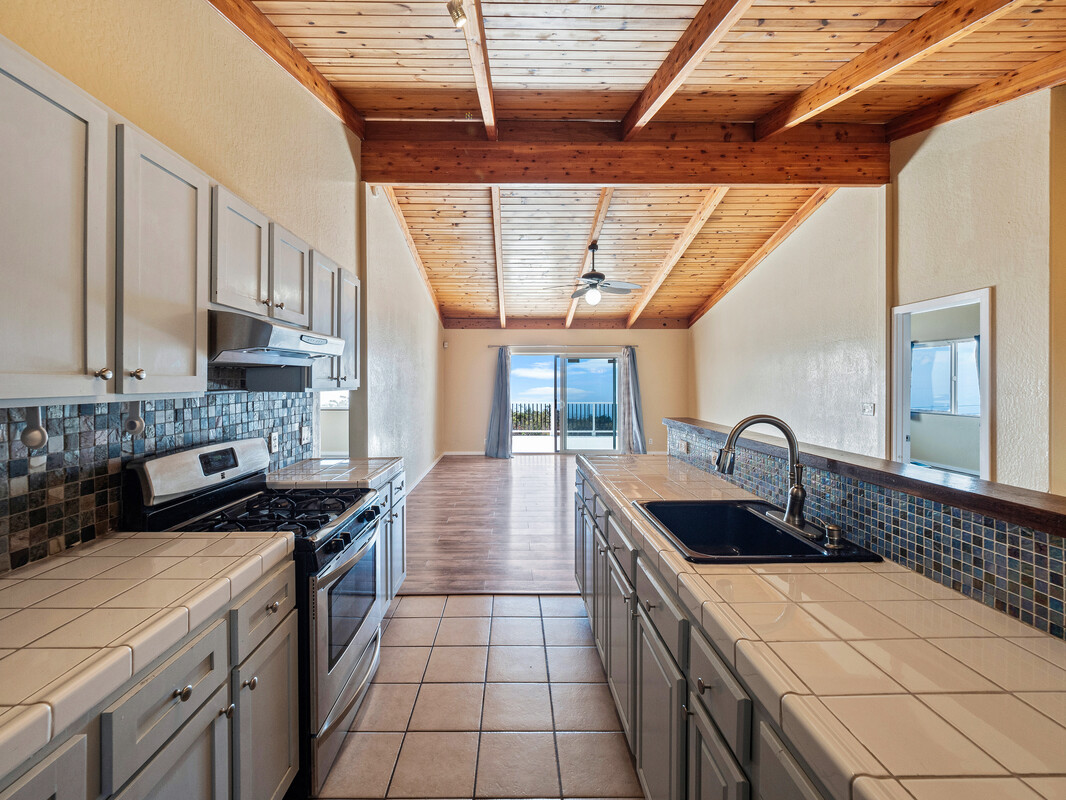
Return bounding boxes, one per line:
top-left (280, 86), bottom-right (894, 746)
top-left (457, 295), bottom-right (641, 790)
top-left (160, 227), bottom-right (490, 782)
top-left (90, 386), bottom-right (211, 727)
top-left (622, 346), bottom-right (647, 454)
top-left (485, 346), bottom-right (512, 458)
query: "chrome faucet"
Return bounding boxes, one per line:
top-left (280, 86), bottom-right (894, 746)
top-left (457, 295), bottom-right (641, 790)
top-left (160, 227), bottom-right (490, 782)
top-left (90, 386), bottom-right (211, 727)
top-left (714, 414), bottom-right (807, 529)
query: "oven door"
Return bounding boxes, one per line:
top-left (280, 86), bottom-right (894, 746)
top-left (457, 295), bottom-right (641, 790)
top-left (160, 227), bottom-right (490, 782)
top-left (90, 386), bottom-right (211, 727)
top-left (309, 521), bottom-right (386, 732)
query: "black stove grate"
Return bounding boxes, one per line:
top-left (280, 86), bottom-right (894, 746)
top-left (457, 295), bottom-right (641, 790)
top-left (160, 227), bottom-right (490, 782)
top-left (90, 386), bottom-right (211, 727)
top-left (178, 487), bottom-right (371, 537)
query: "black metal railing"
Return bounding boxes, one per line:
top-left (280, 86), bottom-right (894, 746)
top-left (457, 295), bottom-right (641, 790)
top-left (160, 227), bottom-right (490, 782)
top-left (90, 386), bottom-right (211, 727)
top-left (511, 403), bottom-right (616, 436)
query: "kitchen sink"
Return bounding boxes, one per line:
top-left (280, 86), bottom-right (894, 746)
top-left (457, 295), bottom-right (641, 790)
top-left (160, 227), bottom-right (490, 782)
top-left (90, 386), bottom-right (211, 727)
top-left (634, 500), bottom-right (881, 563)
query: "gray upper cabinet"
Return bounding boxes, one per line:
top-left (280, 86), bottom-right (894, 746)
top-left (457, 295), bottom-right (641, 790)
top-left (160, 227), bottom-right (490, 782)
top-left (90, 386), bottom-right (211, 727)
top-left (309, 250), bottom-right (340, 389)
top-left (212, 186), bottom-right (270, 316)
top-left (117, 124), bottom-right (209, 395)
top-left (269, 223), bottom-right (311, 328)
top-left (0, 40), bottom-right (110, 400)
top-left (337, 268), bottom-right (361, 390)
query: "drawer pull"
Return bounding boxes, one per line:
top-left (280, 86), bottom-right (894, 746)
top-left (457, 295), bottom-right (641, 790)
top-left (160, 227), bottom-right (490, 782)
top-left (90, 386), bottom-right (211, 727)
top-left (643, 599), bottom-right (656, 611)
top-left (220, 704), bottom-right (235, 719)
top-left (242, 676), bottom-right (259, 691)
top-left (598, 547), bottom-right (606, 555)
top-left (267, 600), bottom-right (281, 614)
top-left (681, 703), bottom-right (694, 717)
top-left (697, 677), bottom-right (708, 695)
top-left (275, 302), bottom-right (285, 310)
top-left (172, 685), bottom-right (193, 703)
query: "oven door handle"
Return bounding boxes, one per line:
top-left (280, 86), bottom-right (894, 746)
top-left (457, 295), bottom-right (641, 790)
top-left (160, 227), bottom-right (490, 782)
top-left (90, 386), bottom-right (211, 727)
top-left (315, 522), bottom-right (380, 588)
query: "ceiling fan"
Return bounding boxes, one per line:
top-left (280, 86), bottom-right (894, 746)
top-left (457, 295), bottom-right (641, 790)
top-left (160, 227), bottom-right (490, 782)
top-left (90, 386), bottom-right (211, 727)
top-left (568, 243), bottom-right (642, 306)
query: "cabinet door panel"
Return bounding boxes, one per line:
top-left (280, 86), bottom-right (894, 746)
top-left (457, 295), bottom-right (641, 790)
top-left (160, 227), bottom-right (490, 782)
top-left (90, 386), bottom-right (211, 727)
top-left (0, 42), bottom-right (109, 399)
top-left (389, 497), bottom-right (407, 597)
top-left (269, 223), bottom-right (311, 328)
top-left (688, 696), bottom-right (749, 800)
top-left (337, 268), bottom-right (360, 389)
top-left (606, 554), bottom-right (634, 746)
top-left (635, 608), bottom-right (685, 800)
top-left (574, 496), bottom-right (585, 595)
top-left (212, 186), bottom-right (269, 316)
top-left (592, 528), bottom-right (609, 661)
top-left (118, 124), bottom-right (209, 395)
top-left (0, 736), bottom-right (87, 800)
top-left (309, 251), bottom-right (339, 389)
top-left (234, 612), bottom-right (299, 800)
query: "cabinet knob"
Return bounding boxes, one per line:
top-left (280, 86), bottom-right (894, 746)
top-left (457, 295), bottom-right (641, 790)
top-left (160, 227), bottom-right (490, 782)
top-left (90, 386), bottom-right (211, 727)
top-left (266, 600), bottom-right (281, 614)
top-left (643, 599), bottom-right (656, 611)
top-left (597, 547), bottom-right (606, 555)
top-left (242, 676), bottom-right (259, 691)
top-left (260, 298), bottom-right (272, 306)
top-left (220, 703), bottom-right (235, 719)
top-left (339, 376), bottom-right (348, 381)
top-left (681, 703), bottom-right (694, 717)
top-left (275, 302), bottom-right (285, 310)
top-left (696, 678), bottom-right (708, 695)
top-left (94, 367), bottom-right (114, 381)
top-left (130, 368), bottom-right (147, 381)
top-left (172, 685), bottom-right (193, 702)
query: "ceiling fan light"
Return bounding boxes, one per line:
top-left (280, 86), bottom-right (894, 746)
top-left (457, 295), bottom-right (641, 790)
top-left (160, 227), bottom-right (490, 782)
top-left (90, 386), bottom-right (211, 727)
top-left (447, 0), bottom-right (468, 27)
top-left (585, 287), bottom-right (602, 306)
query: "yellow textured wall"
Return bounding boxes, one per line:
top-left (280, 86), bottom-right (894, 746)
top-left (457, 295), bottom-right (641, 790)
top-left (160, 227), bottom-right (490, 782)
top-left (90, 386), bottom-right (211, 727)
top-left (0, 0), bottom-right (360, 268)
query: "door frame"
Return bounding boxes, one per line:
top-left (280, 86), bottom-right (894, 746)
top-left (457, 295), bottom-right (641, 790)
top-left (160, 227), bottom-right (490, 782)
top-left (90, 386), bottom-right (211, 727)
top-left (890, 287), bottom-right (992, 479)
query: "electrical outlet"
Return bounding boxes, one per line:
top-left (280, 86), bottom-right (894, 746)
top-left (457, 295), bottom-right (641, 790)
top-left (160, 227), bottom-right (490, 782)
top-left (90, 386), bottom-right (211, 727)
top-left (269, 432), bottom-right (280, 453)
top-left (861, 402), bottom-right (876, 416)
top-left (680, 439), bottom-right (690, 454)
top-left (301, 426), bottom-right (312, 445)
top-left (647, 437), bottom-right (653, 447)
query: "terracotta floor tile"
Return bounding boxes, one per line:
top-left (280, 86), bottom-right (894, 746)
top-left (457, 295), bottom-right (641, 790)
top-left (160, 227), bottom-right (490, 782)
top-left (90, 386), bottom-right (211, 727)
top-left (444, 595), bottom-right (494, 617)
top-left (543, 617), bottom-right (594, 647)
top-left (382, 617), bottom-right (441, 647)
top-left (491, 617), bottom-right (545, 646)
top-left (475, 732), bottom-right (561, 798)
top-left (492, 596), bottom-right (542, 617)
top-left (481, 683), bottom-right (554, 731)
top-left (435, 617), bottom-right (492, 647)
top-left (551, 683), bottom-right (622, 731)
top-left (424, 646), bottom-right (488, 683)
top-left (486, 646), bottom-right (548, 683)
top-left (375, 646), bottom-right (432, 684)
top-left (350, 684), bottom-right (419, 732)
top-left (319, 733), bottom-right (403, 798)
top-left (557, 732), bottom-right (643, 797)
top-left (546, 647), bottom-right (606, 683)
top-left (387, 732), bottom-right (479, 798)
top-left (540, 596), bottom-right (588, 617)
top-left (408, 683), bottom-right (484, 731)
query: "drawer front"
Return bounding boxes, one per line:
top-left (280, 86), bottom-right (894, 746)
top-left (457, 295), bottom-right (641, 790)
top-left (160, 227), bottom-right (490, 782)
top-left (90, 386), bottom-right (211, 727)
top-left (390, 471), bottom-right (406, 505)
top-left (579, 474), bottom-right (595, 507)
top-left (231, 562), bottom-right (297, 663)
top-left (102, 619), bottom-right (230, 794)
top-left (591, 494), bottom-right (609, 530)
top-left (606, 514), bottom-right (637, 583)
top-left (688, 695), bottom-right (749, 800)
top-left (754, 722), bottom-right (823, 800)
top-left (636, 557), bottom-right (688, 665)
top-left (689, 630), bottom-right (752, 763)
top-left (0, 736), bottom-right (87, 800)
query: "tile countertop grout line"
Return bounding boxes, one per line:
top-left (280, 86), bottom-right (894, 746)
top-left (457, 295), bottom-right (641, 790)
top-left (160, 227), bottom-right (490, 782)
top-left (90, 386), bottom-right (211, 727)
top-left (576, 454), bottom-right (1066, 800)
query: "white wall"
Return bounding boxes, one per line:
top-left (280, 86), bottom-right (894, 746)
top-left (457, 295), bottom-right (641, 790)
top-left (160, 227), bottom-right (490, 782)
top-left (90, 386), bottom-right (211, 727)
top-left (689, 188), bottom-right (889, 457)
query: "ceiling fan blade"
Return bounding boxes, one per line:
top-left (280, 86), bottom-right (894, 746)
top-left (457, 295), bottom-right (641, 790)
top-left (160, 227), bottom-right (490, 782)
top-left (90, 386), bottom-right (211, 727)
top-left (576, 277), bottom-right (600, 285)
top-left (601, 280), bottom-right (642, 290)
top-left (600, 285), bottom-right (631, 294)
top-left (571, 286), bottom-right (590, 299)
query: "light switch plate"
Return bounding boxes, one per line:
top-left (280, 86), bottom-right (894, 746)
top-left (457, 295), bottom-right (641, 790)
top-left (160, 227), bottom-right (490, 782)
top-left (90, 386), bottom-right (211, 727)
top-left (269, 432), bottom-right (280, 453)
top-left (301, 426), bottom-right (312, 445)
top-left (861, 402), bottom-right (876, 416)
top-left (680, 440), bottom-right (690, 454)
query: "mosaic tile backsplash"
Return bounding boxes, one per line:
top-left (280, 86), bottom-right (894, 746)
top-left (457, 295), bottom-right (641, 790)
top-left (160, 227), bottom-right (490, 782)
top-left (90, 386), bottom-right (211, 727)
top-left (666, 420), bottom-right (1066, 640)
top-left (0, 382), bottom-right (314, 574)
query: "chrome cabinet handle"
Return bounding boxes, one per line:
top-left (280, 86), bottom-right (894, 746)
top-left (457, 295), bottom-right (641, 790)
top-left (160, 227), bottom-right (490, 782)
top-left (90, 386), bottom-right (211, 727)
top-left (94, 367), bottom-right (113, 380)
top-left (339, 376), bottom-right (348, 381)
top-left (172, 685), bottom-right (193, 702)
top-left (130, 368), bottom-right (147, 381)
top-left (681, 703), bottom-right (693, 717)
top-left (242, 676), bottom-right (259, 691)
top-left (266, 600), bottom-right (280, 614)
top-left (220, 703), bottom-right (235, 719)
top-left (260, 298), bottom-right (272, 306)
top-left (643, 599), bottom-right (656, 611)
top-left (275, 302), bottom-right (285, 310)
top-left (697, 678), bottom-right (708, 695)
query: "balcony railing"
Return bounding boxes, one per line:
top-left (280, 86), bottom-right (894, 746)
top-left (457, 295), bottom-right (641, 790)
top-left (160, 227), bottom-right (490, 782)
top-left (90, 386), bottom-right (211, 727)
top-left (511, 402), bottom-right (617, 437)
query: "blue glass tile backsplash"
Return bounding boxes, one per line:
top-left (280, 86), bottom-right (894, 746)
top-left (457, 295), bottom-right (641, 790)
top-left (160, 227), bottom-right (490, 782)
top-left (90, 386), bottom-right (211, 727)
top-left (665, 420), bottom-right (1065, 640)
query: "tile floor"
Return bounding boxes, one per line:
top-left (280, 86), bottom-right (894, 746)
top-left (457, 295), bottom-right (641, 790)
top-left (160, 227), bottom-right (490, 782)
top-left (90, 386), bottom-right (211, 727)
top-left (320, 594), bottom-right (644, 800)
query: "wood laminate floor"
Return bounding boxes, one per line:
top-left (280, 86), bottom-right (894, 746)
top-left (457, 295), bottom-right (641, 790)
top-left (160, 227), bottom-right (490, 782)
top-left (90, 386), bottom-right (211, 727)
top-left (402, 456), bottom-right (579, 595)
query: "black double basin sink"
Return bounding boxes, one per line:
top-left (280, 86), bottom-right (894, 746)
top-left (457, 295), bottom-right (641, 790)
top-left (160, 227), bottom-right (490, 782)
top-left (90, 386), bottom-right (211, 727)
top-left (635, 499), bottom-right (881, 564)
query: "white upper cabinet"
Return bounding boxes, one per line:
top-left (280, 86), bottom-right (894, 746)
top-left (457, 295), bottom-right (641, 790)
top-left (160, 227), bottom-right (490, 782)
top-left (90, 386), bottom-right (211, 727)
top-left (117, 124), bottom-right (209, 395)
top-left (337, 268), bottom-right (361, 390)
top-left (309, 250), bottom-right (340, 389)
top-left (211, 186), bottom-right (269, 316)
top-left (269, 223), bottom-right (312, 328)
top-left (0, 39), bottom-right (111, 400)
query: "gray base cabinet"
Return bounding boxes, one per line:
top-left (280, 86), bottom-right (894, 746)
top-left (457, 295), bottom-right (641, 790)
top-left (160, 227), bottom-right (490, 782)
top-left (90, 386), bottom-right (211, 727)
top-left (635, 607), bottom-right (685, 800)
top-left (605, 553), bottom-right (635, 747)
top-left (0, 738), bottom-right (86, 800)
top-left (688, 696), bottom-right (750, 800)
top-left (388, 495), bottom-right (407, 598)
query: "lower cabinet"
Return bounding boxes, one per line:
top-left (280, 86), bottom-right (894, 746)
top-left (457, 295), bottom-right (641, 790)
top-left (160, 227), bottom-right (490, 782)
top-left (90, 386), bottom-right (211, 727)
top-left (605, 553), bottom-right (635, 746)
top-left (635, 607), bottom-right (686, 800)
top-left (591, 527), bottom-right (610, 661)
top-left (0, 737), bottom-right (86, 800)
top-left (688, 696), bottom-right (750, 800)
top-left (388, 495), bottom-right (407, 598)
top-left (573, 495), bottom-right (585, 593)
top-left (232, 612), bottom-right (299, 800)
top-left (581, 507), bottom-right (596, 619)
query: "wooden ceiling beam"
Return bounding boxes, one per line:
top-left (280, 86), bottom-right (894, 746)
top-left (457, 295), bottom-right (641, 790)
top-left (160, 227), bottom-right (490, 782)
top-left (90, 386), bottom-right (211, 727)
top-left (461, 0), bottom-right (498, 140)
top-left (626, 187), bottom-right (728, 328)
top-left (887, 49), bottom-right (1066, 140)
top-left (444, 316), bottom-right (690, 330)
top-left (621, 0), bottom-right (756, 141)
top-left (755, 0), bottom-right (1026, 140)
top-left (204, 0), bottom-right (366, 139)
top-left (688, 188), bottom-right (836, 326)
top-left (491, 186), bottom-right (505, 327)
top-left (361, 140), bottom-right (888, 186)
top-left (565, 189), bottom-right (615, 328)
top-left (382, 187), bottom-right (443, 323)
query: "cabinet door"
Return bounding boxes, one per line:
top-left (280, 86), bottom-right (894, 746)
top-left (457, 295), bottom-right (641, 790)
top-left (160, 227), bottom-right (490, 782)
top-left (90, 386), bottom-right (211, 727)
top-left (117, 124), bottom-right (209, 395)
top-left (0, 42), bottom-right (110, 399)
top-left (635, 608), bottom-right (685, 800)
top-left (688, 696), bottom-right (750, 800)
top-left (582, 510), bottom-right (596, 619)
top-left (605, 554), bottom-right (634, 747)
top-left (0, 736), bottom-right (87, 800)
top-left (211, 186), bottom-right (269, 316)
top-left (389, 497), bottom-right (407, 597)
top-left (268, 223), bottom-right (311, 328)
top-left (337, 268), bottom-right (361, 390)
top-left (574, 496), bottom-right (585, 595)
top-left (113, 683), bottom-right (230, 800)
top-left (592, 528), bottom-right (609, 661)
top-left (233, 612), bottom-right (299, 800)
top-left (309, 251), bottom-right (340, 389)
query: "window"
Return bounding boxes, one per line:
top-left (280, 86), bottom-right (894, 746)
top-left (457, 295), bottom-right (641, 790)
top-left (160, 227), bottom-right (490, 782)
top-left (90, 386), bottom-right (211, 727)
top-left (910, 338), bottom-right (980, 416)
top-left (320, 390), bottom-right (349, 410)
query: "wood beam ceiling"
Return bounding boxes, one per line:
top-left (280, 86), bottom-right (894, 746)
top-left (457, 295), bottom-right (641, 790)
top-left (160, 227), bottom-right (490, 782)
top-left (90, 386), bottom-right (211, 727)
top-left (888, 48), bottom-right (1066, 141)
top-left (688, 188), bottom-right (836, 326)
top-left (460, 0), bottom-right (498, 140)
top-left (205, 0), bottom-right (366, 139)
top-left (565, 189), bottom-right (615, 328)
top-left (754, 0), bottom-right (1026, 141)
top-left (382, 187), bottom-right (442, 323)
top-left (361, 140), bottom-right (889, 186)
top-left (621, 0), bottom-right (755, 141)
top-left (443, 316), bottom-right (689, 330)
top-left (626, 187), bottom-right (728, 328)
top-left (491, 186), bottom-right (505, 327)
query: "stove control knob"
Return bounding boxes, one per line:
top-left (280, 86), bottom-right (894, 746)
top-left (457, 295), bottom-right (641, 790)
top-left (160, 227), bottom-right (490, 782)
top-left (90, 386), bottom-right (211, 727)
top-left (323, 539), bottom-right (344, 555)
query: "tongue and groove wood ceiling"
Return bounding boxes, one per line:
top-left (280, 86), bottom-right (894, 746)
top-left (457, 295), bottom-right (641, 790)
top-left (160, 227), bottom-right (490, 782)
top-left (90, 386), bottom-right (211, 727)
top-left (220, 0), bottom-right (1066, 327)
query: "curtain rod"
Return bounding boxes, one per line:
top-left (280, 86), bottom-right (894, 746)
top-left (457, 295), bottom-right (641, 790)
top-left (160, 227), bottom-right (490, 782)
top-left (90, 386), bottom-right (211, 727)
top-left (486, 344), bottom-right (636, 349)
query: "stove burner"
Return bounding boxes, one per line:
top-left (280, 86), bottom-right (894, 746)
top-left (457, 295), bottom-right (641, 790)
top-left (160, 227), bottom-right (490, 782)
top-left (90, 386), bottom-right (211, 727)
top-left (178, 486), bottom-right (370, 538)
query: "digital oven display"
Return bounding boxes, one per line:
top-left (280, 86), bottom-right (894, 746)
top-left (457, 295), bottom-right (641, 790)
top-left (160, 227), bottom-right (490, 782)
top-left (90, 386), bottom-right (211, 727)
top-left (199, 448), bottom-right (238, 476)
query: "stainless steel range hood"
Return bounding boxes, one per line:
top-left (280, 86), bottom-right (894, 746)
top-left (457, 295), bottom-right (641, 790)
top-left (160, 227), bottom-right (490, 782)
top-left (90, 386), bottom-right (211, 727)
top-left (209, 310), bottom-right (344, 367)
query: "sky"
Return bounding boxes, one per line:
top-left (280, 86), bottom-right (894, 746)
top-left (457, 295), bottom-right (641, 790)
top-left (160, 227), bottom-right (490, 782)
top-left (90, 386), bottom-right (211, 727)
top-left (510, 355), bottom-right (617, 405)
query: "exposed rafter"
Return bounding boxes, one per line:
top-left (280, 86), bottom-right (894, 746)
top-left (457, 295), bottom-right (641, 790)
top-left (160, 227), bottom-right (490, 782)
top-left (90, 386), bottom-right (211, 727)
top-left (755, 0), bottom-right (1025, 140)
top-left (627, 187), bottom-right (728, 328)
top-left (688, 189), bottom-right (836, 325)
top-left (382, 187), bottom-right (442, 323)
top-left (491, 186), bottom-right (505, 327)
top-left (204, 0), bottom-right (366, 139)
top-left (461, 0), bottom-right (498, 141)
top-left (888, 49), bottom-right (1066, 140)
top-left (622, 0), bottom-right (755, 141)
top-left (444, 316), bottom-right (689, 330)
top-left (565, 189), bottom-right (615, 328)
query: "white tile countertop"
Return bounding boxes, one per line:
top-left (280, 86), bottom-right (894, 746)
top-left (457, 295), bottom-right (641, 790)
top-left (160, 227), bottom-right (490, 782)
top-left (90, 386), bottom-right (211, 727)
top-left (578, 454), bottom-right (1066, 800)
top-left (267, 457), bottom-right (403, 489)
top-left (0, 530), bottom-right (294, 781)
